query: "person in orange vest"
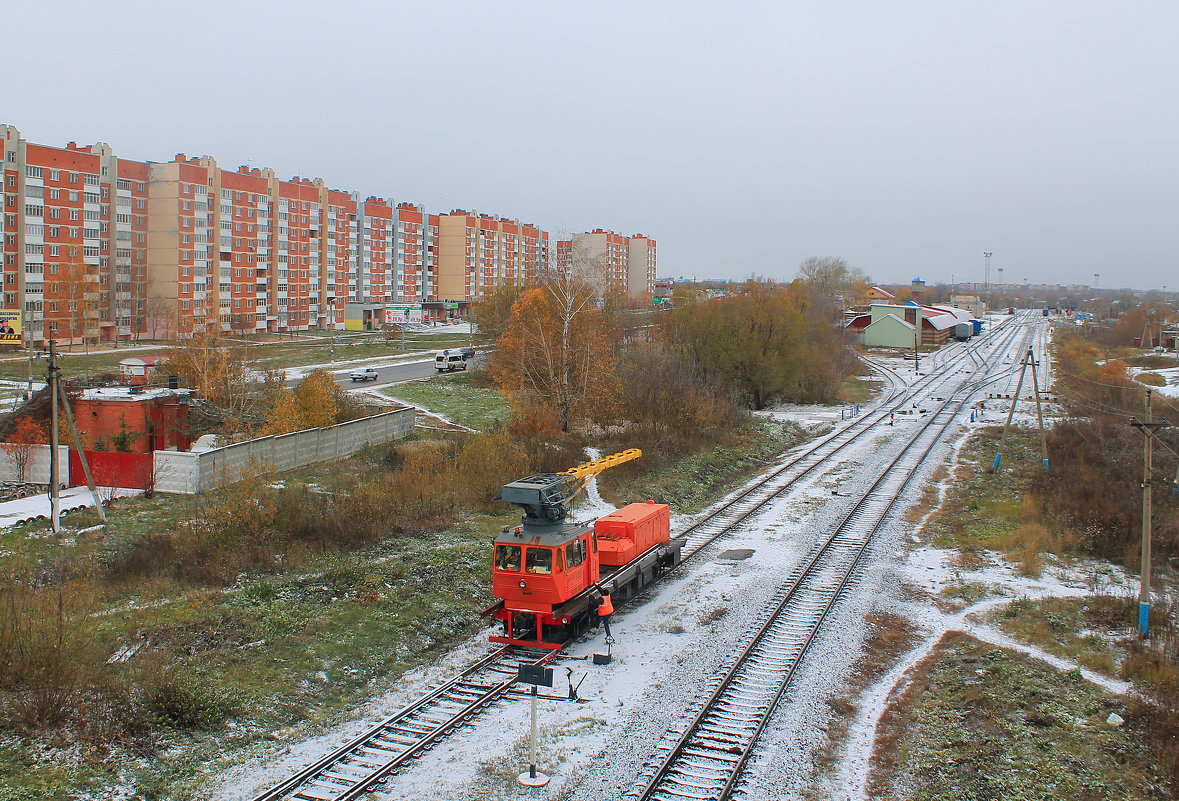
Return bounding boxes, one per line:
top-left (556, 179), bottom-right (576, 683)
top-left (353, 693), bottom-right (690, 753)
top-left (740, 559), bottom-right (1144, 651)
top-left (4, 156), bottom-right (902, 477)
top-left (591, 589), bottom-right (614, 639)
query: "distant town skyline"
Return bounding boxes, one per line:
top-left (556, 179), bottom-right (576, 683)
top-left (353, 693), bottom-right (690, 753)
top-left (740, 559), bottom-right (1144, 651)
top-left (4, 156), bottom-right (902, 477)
top-left (5, 2), bottom-right (1176, 290)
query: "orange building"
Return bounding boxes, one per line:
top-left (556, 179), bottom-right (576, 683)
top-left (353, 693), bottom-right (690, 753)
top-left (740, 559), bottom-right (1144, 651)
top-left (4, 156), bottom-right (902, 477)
top-left (437, 210), bottom-right (550, 302)
top-left (392, 202), bottom-right (438, 305)
top-left (71, 386), bottom-right (192, 453)
top-left (2, 126), bottom-right (153, 346)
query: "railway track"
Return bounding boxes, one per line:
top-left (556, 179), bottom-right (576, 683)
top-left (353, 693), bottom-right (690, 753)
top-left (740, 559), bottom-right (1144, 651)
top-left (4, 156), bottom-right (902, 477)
top-left (670, 316), bottom-right (1024, 566)
top-left (249, 646), bottom-right (556, 801)
top-left (628, 318), bottom-right (1039, 801)
top-left (249, 317), bottom-right (1031, 800)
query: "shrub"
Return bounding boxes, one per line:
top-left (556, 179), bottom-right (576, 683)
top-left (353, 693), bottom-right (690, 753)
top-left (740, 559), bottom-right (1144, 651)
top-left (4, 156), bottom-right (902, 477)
top-left (141, 662), bottom-right (235, 730)
top-left (0, 577), bottom-right (103, 732)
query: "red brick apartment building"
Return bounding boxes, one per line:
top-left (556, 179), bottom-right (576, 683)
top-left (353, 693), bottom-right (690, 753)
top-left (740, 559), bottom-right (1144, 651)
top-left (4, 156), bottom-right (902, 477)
top-left (436, 211), bottom-right (550, 302)
top-left (2, 123), bottom-right (652, 340)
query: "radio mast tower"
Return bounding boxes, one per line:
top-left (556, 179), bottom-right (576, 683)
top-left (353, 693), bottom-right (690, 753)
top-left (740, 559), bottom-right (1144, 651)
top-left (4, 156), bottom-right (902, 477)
top-left (983, 251), bottom-right (993, 297)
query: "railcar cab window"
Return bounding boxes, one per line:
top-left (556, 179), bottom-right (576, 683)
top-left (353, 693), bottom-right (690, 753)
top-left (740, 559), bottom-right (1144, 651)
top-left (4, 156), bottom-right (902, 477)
top-left (494, 544), bottom-right (521, 572)
top-left (566, 538), bottom-right (587, 567)
top-left (525, 547), bottom-right (553, 574)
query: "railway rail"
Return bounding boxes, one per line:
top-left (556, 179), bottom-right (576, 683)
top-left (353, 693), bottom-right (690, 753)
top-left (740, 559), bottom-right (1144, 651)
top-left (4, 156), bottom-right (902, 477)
top-left (249, 646), bottom-right (556, 801)
top-left (628, 317), bottom-right (1040, 801)
top-left (668, 314), bottom-right (1024, 567)
top-left (250, 315), bottom-right (1035, 801)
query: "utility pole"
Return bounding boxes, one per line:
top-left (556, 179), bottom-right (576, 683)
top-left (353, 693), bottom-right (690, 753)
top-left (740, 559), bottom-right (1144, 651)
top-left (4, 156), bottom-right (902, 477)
top-left (983, 251), bottom-right (993, 298)
top-left (1028, 347), bottom-right (1049, 471)
top-left (48, 340), bottom-right (60, 534)
top-left (913, 321), bottom-right (919, 375)
top-left (1138, 389), bottom-right (1153, 637)
top-left (992, 348), bottom-right (1031, 472)
top-left (25, 308), bottom-right (33, 401)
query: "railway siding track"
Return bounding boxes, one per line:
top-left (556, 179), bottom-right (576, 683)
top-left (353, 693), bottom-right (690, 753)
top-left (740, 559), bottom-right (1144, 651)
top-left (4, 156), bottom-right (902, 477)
top-left (673, 317), bottom-right (1022, 566)
top-left (629, 318), bottom-right (1038, 801)
top-left (250, 647), bottom-right (556, 801)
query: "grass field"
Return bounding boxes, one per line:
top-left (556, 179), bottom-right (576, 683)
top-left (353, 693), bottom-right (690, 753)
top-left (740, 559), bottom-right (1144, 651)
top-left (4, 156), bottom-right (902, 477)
top-left (380, 371), bottom-right (511, 430)
top-left (871, 633), bottom-right (1165, 801)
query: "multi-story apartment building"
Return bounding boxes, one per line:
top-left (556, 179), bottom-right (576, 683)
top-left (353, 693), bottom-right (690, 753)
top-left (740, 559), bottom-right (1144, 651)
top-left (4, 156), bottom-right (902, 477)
top-left (146, 155), bottom-right (212, 338)
top-left (437, 210), bottom-right (550, 302)
top-left (555, 229), bottom-right (657, 300)
top-left (2, 122), bottom-right (648, 338)
top-left (387, 203), bottom-right (437, 304)
top-left (627, 234), bottom-right (657, 298)
top-left (215, 165), bottom-right (272, 335)
top-left (2, 125), bottom-right (152, 347)
top-left (357, 197), bottom-right (394, 304)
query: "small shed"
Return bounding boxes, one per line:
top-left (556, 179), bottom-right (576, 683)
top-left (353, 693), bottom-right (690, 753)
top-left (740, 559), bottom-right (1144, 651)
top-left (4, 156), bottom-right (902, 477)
top-left (864, 313), bottom-right (918, 349)
top-left (120, 356), bottom-right (165, 386)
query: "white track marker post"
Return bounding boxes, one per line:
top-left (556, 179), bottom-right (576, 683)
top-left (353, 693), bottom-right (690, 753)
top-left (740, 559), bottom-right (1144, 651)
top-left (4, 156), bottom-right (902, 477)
top-left (517, 663), bottom-right (552, 787)
top-left (992, 348), bottom-right (1030, 472)
top-left (49, 340), bottom-right (60, 533)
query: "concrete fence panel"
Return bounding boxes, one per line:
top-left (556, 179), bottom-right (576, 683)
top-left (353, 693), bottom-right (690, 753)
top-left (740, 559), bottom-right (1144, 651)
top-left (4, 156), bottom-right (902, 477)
top-left (153, 407), bottom-right (414, 494)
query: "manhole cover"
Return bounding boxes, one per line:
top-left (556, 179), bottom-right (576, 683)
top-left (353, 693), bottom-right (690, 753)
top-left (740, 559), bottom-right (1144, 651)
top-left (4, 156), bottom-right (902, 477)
top-left (717, 549), bottom-right (754, 561)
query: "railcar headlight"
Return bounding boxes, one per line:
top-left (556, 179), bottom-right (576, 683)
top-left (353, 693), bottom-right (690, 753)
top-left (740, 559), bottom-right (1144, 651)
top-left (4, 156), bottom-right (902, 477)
top-left (519, 581), bottom-right (526, 588)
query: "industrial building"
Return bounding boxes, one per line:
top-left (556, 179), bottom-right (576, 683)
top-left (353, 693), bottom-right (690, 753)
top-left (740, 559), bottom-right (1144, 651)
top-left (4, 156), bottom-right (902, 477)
top-left (847, 302), bottom-right (979, 349)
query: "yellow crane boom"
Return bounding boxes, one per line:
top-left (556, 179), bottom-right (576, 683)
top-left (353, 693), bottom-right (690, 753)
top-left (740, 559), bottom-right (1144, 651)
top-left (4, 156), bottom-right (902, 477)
top-left (559, 448), bottom-right (642, 481)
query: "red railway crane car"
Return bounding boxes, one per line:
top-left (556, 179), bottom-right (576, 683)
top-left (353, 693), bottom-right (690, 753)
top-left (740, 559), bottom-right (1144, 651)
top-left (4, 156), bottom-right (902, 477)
top-left (596, 501), bottom-right (671, 567)
top-left (486, 450), bottom-right (683, 649)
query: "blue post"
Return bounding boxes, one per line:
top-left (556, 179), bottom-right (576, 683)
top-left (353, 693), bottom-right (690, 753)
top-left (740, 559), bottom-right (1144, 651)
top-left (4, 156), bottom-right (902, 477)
top-left (841, 408), bottom-right (845, 421)
top-left (993, 453), bottom-right (1002, 471)
top-left (1140, 602), bottom-right (1150, 638)
top-left (1042, 459), bottom-right (1049, 472)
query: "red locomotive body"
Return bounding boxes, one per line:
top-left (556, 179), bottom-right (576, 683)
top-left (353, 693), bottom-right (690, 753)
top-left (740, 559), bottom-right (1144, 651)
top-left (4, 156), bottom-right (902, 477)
top-left (596, 501), bottom-right (670, 567)
top-left (486, 450), bottom-right (684, 649)
top-left (491, 526), bottom-right (600, 615)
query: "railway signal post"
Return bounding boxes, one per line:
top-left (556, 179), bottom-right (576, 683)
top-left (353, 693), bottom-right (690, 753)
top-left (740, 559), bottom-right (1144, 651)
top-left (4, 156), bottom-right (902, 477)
top-left (517, 664), bottom-right (553, 787)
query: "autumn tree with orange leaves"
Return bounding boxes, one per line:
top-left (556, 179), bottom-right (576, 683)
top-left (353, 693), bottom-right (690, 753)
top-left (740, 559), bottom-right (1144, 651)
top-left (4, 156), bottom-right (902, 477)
top-left (491, 271), bottom-right (617, 433)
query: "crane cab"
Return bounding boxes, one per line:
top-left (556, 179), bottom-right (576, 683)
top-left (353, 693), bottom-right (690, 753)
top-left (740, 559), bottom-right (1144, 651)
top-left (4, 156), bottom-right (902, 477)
top-left (491, 524), bottom-right (600, 648)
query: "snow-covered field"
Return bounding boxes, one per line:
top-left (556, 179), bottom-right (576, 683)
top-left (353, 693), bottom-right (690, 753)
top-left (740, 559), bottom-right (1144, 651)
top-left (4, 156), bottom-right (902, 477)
top-left (212, 325), bottom-right (1096, 801)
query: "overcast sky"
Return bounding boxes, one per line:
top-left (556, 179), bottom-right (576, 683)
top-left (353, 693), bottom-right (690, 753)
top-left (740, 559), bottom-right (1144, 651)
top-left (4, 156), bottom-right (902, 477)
top-left (5, 1), bottom-right (1176, 289)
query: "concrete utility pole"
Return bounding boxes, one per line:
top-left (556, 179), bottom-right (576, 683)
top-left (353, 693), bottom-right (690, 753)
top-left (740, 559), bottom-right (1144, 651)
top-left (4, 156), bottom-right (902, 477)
top-left (48, 340), bottom-right (60, 533)
top-left (1139, 389), bottom-right (1153, 638)
top-left (1028, 347), bottom-right (1049, 471)
top-left (992, 347), bottom-right (1031, 472)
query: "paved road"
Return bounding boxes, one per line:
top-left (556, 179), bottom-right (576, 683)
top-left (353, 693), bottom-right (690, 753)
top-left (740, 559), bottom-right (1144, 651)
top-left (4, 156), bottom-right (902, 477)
top-left (330, 354), bottom-right (488, 391)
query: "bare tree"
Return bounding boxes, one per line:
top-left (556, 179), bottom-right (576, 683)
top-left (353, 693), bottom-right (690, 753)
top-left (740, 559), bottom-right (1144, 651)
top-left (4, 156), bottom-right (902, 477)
top-left (797, 257), bottom-right (867, 295)
top-left (59, 263), bottom-right (100, 354)
top-left (145, 295), bottom-right (176, 341)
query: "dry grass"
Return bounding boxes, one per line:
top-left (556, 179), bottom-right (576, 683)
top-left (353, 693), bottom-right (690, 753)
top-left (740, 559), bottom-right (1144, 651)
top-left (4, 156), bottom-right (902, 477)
top-left (698, 605), bottom-right (729, 626)
top-left (804, 612), bottom-right (923, 797)
top-left (991, 496), bottom-right (1078, 577)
